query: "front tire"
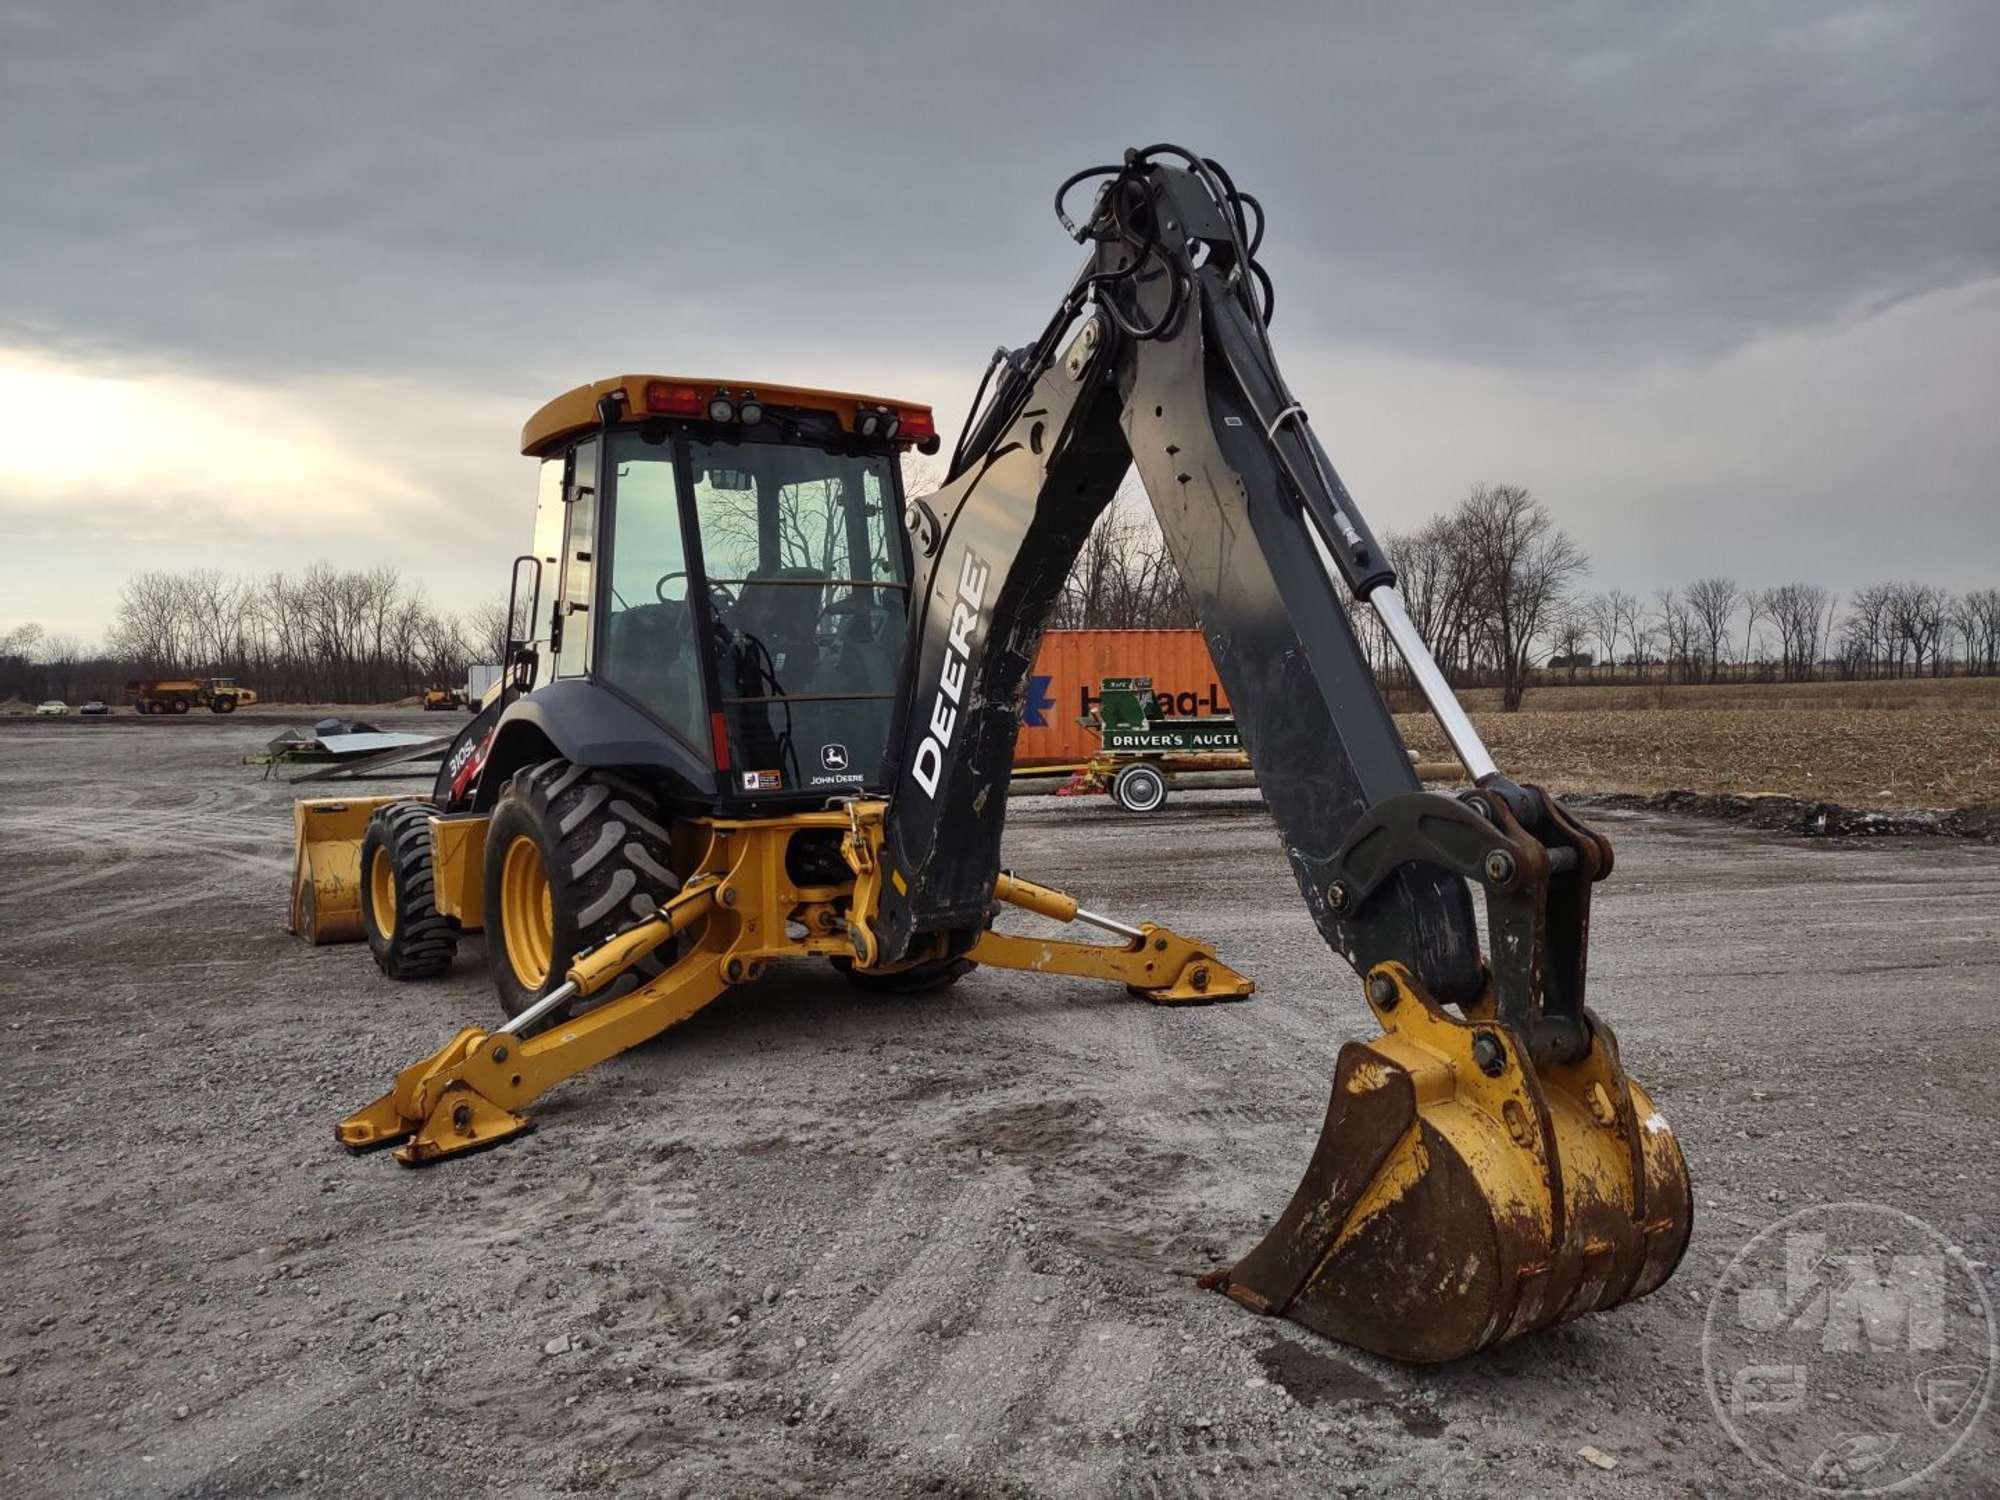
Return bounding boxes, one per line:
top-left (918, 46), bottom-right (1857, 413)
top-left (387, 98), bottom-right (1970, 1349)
top-left (360, 802), bottom-right (458, 979)
top-left (213, 697), bottom-right (236, 714)
top-left (483, 759), bottom-right (682, 1031)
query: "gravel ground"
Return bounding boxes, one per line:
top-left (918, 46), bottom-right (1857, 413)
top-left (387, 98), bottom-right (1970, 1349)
top-left (1, 714), bottom-right (1995, 1498)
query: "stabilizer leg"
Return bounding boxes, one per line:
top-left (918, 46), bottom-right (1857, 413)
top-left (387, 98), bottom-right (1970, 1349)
top-left (969, 871), bottom-right (1254, 1003)
top-left (334, 878), bottom-right (730, 1166)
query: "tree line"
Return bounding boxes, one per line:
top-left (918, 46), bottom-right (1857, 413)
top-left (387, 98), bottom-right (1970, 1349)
top-left (1053, 482), bottom-right (2000, 709)
top-left (0, 567), bottom-right (510, 707)
top-left (5, 483), bottom-right (1995, 710)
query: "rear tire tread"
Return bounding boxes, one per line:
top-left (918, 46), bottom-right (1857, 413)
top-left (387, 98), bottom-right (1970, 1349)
top-left (486, 758), bottom-right (681, 1029)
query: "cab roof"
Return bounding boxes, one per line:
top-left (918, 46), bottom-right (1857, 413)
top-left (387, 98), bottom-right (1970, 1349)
top-left (521, 374), bottom-right (935, 457)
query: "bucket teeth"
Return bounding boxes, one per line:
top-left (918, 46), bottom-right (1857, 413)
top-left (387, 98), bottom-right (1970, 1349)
top-left (1210, 964), bottom-right (1692, 1363)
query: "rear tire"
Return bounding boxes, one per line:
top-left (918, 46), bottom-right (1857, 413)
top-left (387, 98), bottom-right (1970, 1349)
top-left (483, 758), bottom-right (682, 1032)
top-left (360, 802), bottom-right (458, 979)
top-left (171, 698), bottom-right (190, 715)
top-left (1111, 760), bottom-right (1168, 814)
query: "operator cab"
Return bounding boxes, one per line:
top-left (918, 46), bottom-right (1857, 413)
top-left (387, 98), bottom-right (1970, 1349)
top-left (508, 375), bottom-right (939, 815)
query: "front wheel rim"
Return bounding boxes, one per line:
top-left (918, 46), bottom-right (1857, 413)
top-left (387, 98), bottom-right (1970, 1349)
top-left (500, 834), bottom-right (555, 990)
top-left (369, 844), bottom-right (397, 939)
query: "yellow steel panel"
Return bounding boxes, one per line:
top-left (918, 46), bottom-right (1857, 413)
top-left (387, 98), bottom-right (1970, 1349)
top-left (429, 813), bottom-right (489, 930)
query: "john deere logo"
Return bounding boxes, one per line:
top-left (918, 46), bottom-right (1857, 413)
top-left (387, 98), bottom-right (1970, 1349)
top-left (820, 743), bottom-right (849, 772)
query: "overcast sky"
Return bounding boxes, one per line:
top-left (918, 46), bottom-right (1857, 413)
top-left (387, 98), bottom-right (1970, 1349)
top-left (4, 1), bottom-right (1997, 644)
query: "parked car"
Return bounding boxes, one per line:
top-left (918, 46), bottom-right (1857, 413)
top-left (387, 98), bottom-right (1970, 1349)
top-left (79, 701), bottom-right (110, 717)
top-left (35, 700), bottom-right (69, 716)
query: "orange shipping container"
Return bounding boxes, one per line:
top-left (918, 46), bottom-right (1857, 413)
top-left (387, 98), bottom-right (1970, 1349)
top-left (1014, 629), bottom-right (1229, 765)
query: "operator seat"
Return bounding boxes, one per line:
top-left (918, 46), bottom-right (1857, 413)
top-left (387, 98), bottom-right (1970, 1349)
top-left (605, 601), bottom-right (701, 734)
top-left (735, 567), bottom-right (827, 681)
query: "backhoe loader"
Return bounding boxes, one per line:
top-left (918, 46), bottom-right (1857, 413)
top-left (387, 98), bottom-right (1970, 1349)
top-left (295, 144), bottom-right (1691, 1363)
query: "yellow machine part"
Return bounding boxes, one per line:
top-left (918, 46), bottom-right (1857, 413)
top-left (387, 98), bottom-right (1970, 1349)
top-left (430, 812), bottom-right (488, 928)
top-left (316, 792), bottom-right (1685, 1365)
top-left (1204, 961), bottom-right (1692, 1363)
top-left (335, 802), bottom-right (1253, 1165)
top-left (287, 796), bottom-right (407, 944)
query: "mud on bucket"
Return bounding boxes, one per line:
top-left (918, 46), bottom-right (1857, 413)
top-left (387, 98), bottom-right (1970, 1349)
top-left (1203, 962), bottom-right (1693, 1363)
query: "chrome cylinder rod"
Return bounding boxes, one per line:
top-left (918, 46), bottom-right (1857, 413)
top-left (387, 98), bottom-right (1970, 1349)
top-left (498, 979), bottom-right (579, 1038)
top-left (1074, 905), bottom-right (1145, 941)
top-left (1367, 585), bottom-right (1499, 783)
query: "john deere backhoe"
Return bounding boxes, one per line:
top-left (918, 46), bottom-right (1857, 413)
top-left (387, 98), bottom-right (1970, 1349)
top-left (294, 145), bottom-right (1691, 1364)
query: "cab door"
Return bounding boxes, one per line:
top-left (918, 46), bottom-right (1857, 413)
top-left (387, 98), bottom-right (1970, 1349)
top-left (554, 438), bottom-right (599, 678)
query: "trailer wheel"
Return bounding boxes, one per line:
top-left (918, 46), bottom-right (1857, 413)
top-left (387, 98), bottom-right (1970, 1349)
top-left (360, 801), bottom-right (458, 980)
top-left (484, 758), bottom-right (682, 1033)
top-left (1110, 761), bottom-right (1169, 813)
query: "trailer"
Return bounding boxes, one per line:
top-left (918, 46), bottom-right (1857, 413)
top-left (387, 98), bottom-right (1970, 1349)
top-left (1068, 676), bottom-right (1247, 811)
top-left (465, 664), bottom-right (501, 710)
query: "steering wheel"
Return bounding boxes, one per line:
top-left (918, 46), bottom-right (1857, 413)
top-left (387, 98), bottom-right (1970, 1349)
top-left (656, 571), bottom-right (738, 608)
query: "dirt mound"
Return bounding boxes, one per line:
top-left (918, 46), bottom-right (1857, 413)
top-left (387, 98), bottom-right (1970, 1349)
top-left (1576, 788), bottom-right (2000, 841)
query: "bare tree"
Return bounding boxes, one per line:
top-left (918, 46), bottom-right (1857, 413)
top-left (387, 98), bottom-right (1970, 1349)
top-left (1764, 583), bottom-right (1834, 681)
top-left (1960, 588), bottom-right (2000, 675)
top-left (466, 597), bottom-right (516, 668)
top-left (1740, 588), bottom-right (1769, 678)
top-left (1684, 577), bottom-right (1740, 683)
top-left (1584, 591), bottom-right (1630, 682)
top-left (1053, 499), bottom-right (1196, 631)
top-left (37, 635), bottom-right (83, 701)
top-left (1839, 585), bottom-right (1892, 678)
top-left (1453, 483), bottom-right (1588, 711)
top-left (1886, 583), bottom-right (1951, 677)
top-left (1386, 516), bottom-right (1477, 683)
top-left (1651, 588), bottom-right (1695, 684)
top-left (1613, 591), bottom-right (1648, 673)
top-left (1547, 606), bottom-right (1592, 681)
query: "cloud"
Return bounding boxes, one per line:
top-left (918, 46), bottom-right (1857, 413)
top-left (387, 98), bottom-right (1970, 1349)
top-left (2, 1), bottom-right (1996, 637)
top-left (5, 2), bottom-right (1996, 376)
top-left (1291, 275), bottom-right (2000, 596)
top-left (0, 344), bottom-right (533, 637)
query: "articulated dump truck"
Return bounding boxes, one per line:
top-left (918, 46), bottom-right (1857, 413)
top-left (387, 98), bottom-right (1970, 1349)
top-left (129, 677), bottom-right (259, 715)
top-left (290, 144), bottom-right (1691, 1364)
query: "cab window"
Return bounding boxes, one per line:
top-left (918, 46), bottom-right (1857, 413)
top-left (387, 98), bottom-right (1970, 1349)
top-left (555, 440), bottom-right (598, 678)
top-left (688, 438), bottom-right (908, 793)
top-left (600, 433), bottom-right (705, 747)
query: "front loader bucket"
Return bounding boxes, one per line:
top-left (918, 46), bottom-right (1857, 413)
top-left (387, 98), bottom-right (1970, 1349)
top-left (287, 796), bottom-right (406, 944)
top-left (1208, 963), bottom-right (1691, 1363)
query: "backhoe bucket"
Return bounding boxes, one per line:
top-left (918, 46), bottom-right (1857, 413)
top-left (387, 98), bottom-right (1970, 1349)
top-left (287, 796), bottom-right (405, 945)
top-left (1207, 963), bottom-right (1691, 1363)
